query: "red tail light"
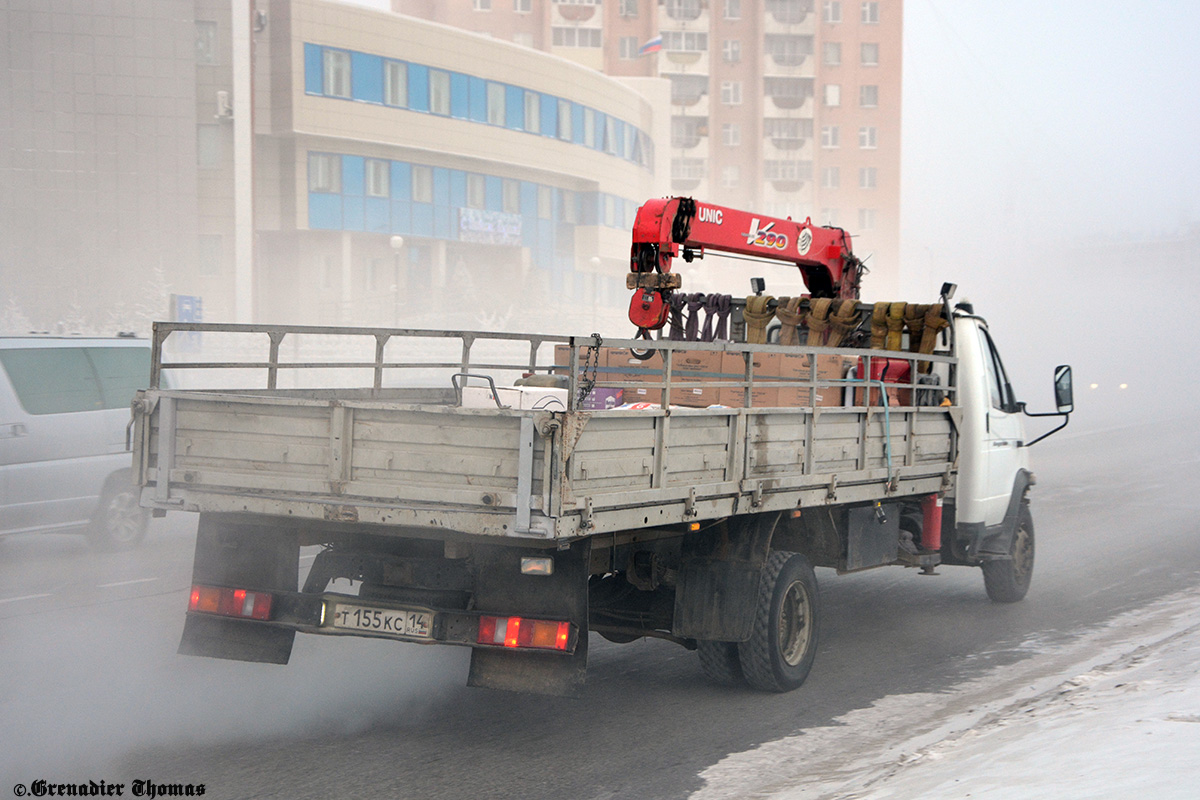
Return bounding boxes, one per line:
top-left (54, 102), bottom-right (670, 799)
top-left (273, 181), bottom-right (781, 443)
top-left (188, 585), bottom-right (272, 621)
top-left (477, 615), bottom-right (571, 651)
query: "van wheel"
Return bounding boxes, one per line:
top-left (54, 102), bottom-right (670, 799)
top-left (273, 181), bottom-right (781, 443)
top-left (982, 503), bottom-right (1034, 603)
top-left (90, 476), bottom-right (149, 551)
top-left (738, 551), bottom-right (820, 693)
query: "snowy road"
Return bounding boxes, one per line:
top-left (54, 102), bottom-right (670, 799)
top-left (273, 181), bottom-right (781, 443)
top-left (1, 419), bottom-right (1197, 799)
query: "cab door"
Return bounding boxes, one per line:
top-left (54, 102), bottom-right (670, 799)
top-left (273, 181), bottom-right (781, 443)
top-left (975, 325), bottom-right (1027, 525)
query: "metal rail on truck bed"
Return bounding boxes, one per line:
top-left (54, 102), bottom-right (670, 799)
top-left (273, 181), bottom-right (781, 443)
top-left (132, 323), bottom-right (960, 542)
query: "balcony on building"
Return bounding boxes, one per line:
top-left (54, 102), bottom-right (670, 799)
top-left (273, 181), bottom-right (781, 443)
top-left (766, 0), bottom-right (814, 25)
top-left (764, 159), bottom-right (813, 193)
top-left (671, 115), bottom-right (708, 150)
top-left (664, 0), bottom-right (705, 22)
top-left (671, 157), bottom-right (706, 192)
top-left (553, 0), bottom-right (598, 23)
top-left (763, 117), bottom-right (813, 152)
top-left (764, 76), bottom-right (814, 112)
top-left (764, 35), bottom-right (814, 70)
top-left (668, 74), bottom-right (709, 107)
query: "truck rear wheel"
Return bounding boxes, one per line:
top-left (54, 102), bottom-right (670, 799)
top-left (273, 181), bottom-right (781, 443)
top-left (738, 551), bottom-right (819, 693)
top-left (697, 640), bottom-right (744, 686)
top-left (982, 503), bottom-right (1034, 603)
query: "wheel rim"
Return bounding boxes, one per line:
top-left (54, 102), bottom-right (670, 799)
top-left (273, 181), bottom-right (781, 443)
top-left (1011, 524), bottom-right (1034, 582)
top-left (778, 579), bottom-right (813, 666)
top-left (105, 490), bottom-right (143, 545)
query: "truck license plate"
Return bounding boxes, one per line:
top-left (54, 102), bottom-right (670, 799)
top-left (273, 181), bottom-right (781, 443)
top-left (328, 603), bottom-right (433, 640)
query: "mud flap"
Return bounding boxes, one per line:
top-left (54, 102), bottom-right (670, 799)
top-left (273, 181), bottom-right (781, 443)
top-left (468, 539), bottom-right (590, 696)
top-left (672, 513), bottom-right (780, 642)
top-left (178, 514), bottom-right (299, 665)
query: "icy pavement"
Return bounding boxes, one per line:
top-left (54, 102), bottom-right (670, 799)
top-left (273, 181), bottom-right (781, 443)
top-left (694, 585), bottom-right (1200, 799)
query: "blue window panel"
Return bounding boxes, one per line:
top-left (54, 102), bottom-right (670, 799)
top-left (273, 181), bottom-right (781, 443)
top-left (468, 77), bottom-right (487, 122)
top-left (408, 64), bottom-right (430, 112)
top-left (450, 72), bottom-right (470, 119)
top-left (540, 93), bottom-right (557, 138)
top-left (304, 44), bottom-right (323, 95)
top-left (571, 103), bottom-right (585, 145)
top-left (432, 168), bottom-right (450, 207)
top-left (520, 182), bottom-right (538, 217)
top-left (505, 85), bottom-right (524, 130)
top-left (538, 221), bottom-right (554, 259)
top-left (342, 156), bottom-right (364, 196)
top-left (391, 200), bottom-right (411, 235)
top-left (434, 206), bottom-right (452, 240)
top-left (593, 112), bottom-right (606, 151)
top-left (342, 195), bottom-right (365, 232)
top-left (391, 161), bottom-right (411, 202)
top-left (308, 193), bottom-right (341, 229)
top-left (449, 170), bottom-right (467, 209)
top-left (411, 204), bottom-right (434, 236)
top-left (614, 120), bottom-right (626, 158)
top-left (351, 53), bottom-right (383, 103)
top-left (365, 197), bottom-right (390, 233)
top-left (485, 177), bottom-right (502, 211)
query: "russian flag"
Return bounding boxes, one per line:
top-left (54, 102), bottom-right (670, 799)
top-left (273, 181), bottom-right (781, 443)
top-left (639, 35), bottom-right (663, 56)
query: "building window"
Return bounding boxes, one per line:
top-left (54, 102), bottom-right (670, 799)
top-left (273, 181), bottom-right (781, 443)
top-left (619, 0), bottom-right (638, 17)
top-left (604, 116), bottom-right (617, 154)
top-left (197, 124), bottom-right (222, 169)
top-left (764, 160), bottom-right (812, 183)
top-left (429, 69), bottom-right (451, 115)
top-left (861, 42), bottom-right (879, 65)
top-left (823, 84), bottom-right (840, 107)
top-left (823, 42), bottom-right (841, 66)
top-left (384, 61), bottom-right (407, 106)
top-left (723, 39), bottom-right (741, 63)
top-left (720, 81), bottom-right (743, 106)
top-left (821, 208), bottom-right (839, 226)
top-left (308, 153), bottom-right (341, 193)
top-left (820, 126), bottom-right (839, 148)
top-left (671, 157), bottom-right (706, 181)
top-left (859, 167), bottom-right (877, 189)
top-left (619, 36), bottom-right (639, 59)
top-left (861, 1), bottom-right (879, 23)
top-left (473, 0), bottom-right (491, 9)
top-left (859, 126), bottom-right (877, 148)
top-left (821, 166), bottom-right (840, 189)
top-left (487, 82), bottom-right (505, 126)
top-left (671, 116), bottom-right (704, 148)
top-left (858, 208), bottom-right (877, 229)
top-left (411, 165), bottom-right (433, 203)
top-left (322, 50), bottom-right (351, 98)
top-left (552, 27), bottom-right (602, 47)
top-left (824, 1), bottom-right (841, 23)
top-left (722, 123), bottom-right (740, 147)
top-left (860, 84), bottom-right (878, 107)
top-left (524, 91), bottom-right (540, 133)
top-left (503, 179), bottom-right (520, 213)
top-left (538, 186), bottom-right (552, 219)
top-left (513, 32), bottom-right (534, 47)
top-left (195, 21), bottom-right (217, 65)
top-left (514, 0), bottom-right (532, 11)
top-left (366, 159), bottom-right (390, 198)
top-left (467, 174), bottom-right (486, 208)
top-left (665, 0), bottom-right (702, 19)
top-left (725, 0), bottom-right (741, 20)
top-left (662, 31), bottom-right (708, 52)
top-left (557, 99), bottom-right (572, 141)
top-left (720, 166), bottom-right (740, 188)
top-left (583, 107), bottom-right (596, 147)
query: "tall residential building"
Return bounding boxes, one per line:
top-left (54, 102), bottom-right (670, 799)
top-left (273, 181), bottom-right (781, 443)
top-left (390, 0), bottom-right (903, 296)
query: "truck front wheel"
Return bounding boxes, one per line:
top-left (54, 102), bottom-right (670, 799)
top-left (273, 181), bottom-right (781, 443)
top-left (738, 551), bottom-right (820, 693)
top-left (982, 503), bottom-right (1035, 603)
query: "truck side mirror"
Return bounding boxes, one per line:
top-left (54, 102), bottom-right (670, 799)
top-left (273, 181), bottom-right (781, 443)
top-left (1053, 365), bottom-right (1073, 414)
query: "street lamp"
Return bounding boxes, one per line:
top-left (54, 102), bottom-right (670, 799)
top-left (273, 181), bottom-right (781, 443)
top-left (389, 235), bottom-right (404, 327)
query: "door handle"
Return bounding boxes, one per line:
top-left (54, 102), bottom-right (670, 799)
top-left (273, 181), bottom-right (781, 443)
top-left (2, 423), bottom-right (28, 438)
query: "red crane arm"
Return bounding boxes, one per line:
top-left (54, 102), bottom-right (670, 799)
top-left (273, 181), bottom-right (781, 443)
top-left (627, 197), bottom-right (863, 331)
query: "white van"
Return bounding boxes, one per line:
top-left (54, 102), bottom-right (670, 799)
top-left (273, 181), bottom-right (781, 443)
top-left (0, 335), bottom-right (153, 549)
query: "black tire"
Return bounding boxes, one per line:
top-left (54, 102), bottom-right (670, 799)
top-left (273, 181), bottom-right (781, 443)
top-left (738, 551), bottom-right (820, 693)
top-left (982, 503), bottom-right (1034, 603)
top-left (89, 474), bottom-right (149, 551)
top-left (697, 640), bottom-right (745, 686)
